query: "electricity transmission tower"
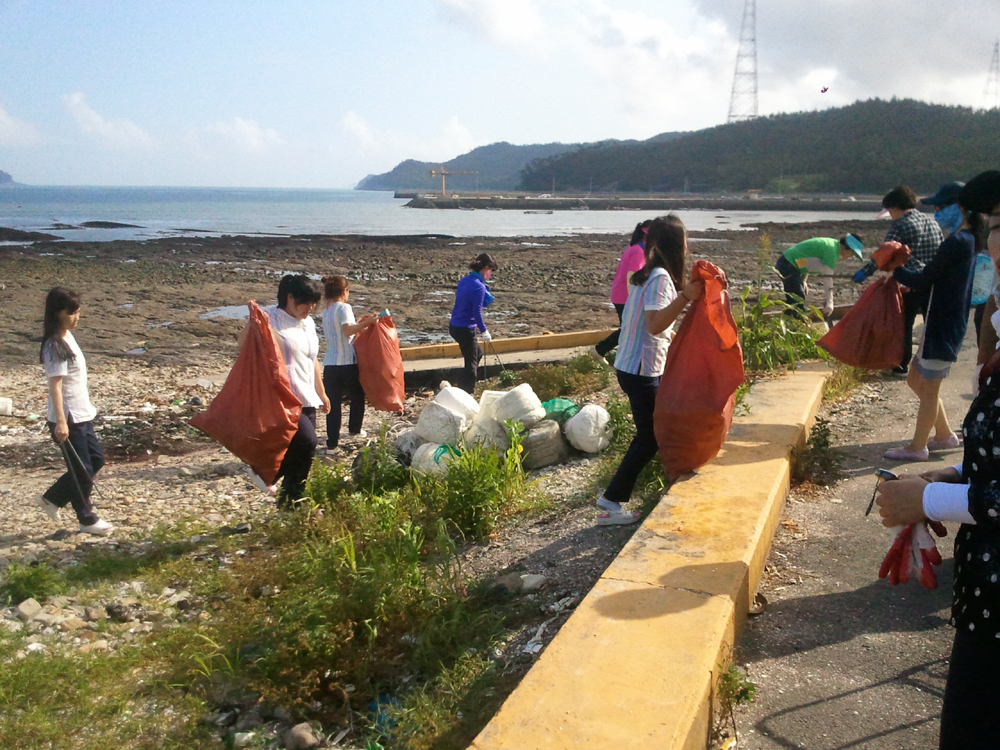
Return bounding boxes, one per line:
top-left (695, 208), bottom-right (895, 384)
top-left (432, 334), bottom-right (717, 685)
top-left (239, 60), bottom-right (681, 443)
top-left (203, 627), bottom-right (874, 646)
top-left (985, 39), bottom-right (1000, 110)
top-left (727, 0), bottom-right (759, 123)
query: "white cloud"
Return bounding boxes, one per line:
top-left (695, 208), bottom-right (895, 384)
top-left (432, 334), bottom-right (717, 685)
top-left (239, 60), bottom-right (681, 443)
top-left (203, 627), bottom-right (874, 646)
top-left (0, 104), bottom-right (40, 146)
top-left (192, 117), bottom-right (283, 154)
top-left (341, 111), bottom-right (478, 169)
top-left (437, 0), bottom-right (543, 45)
top-left (63, 92), bottom-right (155, 149)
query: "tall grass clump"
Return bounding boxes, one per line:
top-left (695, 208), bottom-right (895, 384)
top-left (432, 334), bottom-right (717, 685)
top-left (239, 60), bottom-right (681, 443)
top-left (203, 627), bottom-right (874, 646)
top-left (486, 355), bottom-right (610, 401)
top-left (353, 422), bottom-right (409, 495)
top-left (0, 562), bottom-right (66, 605)
top-left (739, 233), bottom-right (826, 373)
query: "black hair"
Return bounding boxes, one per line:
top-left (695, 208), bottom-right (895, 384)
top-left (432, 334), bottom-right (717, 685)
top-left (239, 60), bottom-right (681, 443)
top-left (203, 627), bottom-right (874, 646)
top-left (277, 274), bottom-right (321, 309)
top-left (965, 211), bottom-right (988, 252)
top-left (470, 253), bottom-right (498, 273)
top-left (39, 287), bottom-right (81, 364)
top-left (839, 233), bottom-right (861, 248)
top-left (629, 219), bottom-right (653, 246)
top-left (959, 171), bottom-right (1000, 215)
top-left (631, 214), bottom-right (686, 290)
top-left (882, 185), bottom-right (918, 211)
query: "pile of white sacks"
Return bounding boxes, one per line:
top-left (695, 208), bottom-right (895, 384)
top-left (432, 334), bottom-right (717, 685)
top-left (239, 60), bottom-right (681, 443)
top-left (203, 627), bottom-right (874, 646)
top-left (395, 384), bottom-right (612, 475)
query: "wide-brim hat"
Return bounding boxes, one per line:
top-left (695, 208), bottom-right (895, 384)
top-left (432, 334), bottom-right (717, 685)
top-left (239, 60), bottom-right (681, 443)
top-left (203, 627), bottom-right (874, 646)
top-left (920, 181), bottom-right (965, 207)
top-left (845, 233), bottom-right (864, 260)
top-left (959, 171), bottom-right (1000, 214)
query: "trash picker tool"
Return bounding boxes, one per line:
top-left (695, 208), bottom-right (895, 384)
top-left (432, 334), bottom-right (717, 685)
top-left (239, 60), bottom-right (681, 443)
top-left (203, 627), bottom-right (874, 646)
top-left (60, 438), bottom-right (107, 504)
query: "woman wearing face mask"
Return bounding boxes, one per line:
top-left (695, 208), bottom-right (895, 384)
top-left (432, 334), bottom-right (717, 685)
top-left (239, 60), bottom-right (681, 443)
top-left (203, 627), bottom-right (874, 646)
top-left (876, 170), bottom-right (1000, 749)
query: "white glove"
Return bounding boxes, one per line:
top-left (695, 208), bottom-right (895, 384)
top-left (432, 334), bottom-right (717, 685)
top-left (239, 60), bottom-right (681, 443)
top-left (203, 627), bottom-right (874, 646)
top-left (820, 304), bottom-right (834, 318)
top-left (974, 363), bottom-right (984, 398)
top-left (481, 330), bottom-right (492, 343)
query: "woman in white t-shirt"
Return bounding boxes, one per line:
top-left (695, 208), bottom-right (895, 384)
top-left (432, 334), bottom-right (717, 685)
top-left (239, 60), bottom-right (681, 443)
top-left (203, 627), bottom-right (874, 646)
top-left (596, 215), bottom-right (704, 525)
top-left (35, 287), bottom-right (113, 535)
top-left (320, 275), bottom-right (376, 451)
top-left (238, 274), bottom-right (331, 506)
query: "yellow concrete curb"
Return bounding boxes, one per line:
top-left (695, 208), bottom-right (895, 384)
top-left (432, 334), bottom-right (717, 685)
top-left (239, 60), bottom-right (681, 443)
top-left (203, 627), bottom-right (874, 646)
top-left (399, 329), bottom-right (616, 361)
top-left (471, 363), bottom-right (830, 750)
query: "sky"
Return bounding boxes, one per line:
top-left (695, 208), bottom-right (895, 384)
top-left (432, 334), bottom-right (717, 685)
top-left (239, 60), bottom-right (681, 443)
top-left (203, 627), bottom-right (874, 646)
top-left (0, 0), bottom-right (996, 189)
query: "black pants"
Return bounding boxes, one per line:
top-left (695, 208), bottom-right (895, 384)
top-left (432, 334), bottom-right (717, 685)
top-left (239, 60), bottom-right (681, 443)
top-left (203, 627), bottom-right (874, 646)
top-left (276, 407), bottom-right (317, 504)
top-left (974, 302), bottom-right (986, 345)
top-left (595, 304), bottom-right (626, 357)
top-left (45, 420), bottom-right (102, 525)
top-left (939, 629), bottom-right (1000, 748)
top-left (775, 256), bottom-right (806, 314)
top-left (323, 364), bottom-right (365, 446)
top-left (449, 325), bottom-right (482, 394)
top-left (605, 370), bottom-right (660, 504)
top-left (901, 288), bottom-right (931, 369)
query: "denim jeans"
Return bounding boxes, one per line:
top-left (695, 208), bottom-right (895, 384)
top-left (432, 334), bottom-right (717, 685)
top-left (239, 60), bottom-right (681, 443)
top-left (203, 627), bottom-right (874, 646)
top-left (45, 420), bottom-right (102, 525)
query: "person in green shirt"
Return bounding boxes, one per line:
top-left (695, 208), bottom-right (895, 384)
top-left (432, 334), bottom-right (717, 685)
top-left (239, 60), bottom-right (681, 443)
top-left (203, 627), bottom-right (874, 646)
top-left (774, 234), bottom-right (864, 317)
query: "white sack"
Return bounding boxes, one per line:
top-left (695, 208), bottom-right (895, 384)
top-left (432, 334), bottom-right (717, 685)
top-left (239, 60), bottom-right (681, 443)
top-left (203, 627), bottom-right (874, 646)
top-left (434, 386), bottom-right (480, 421)
top-left (477, 390), bottom-right (506, 422)
top-left (463, 417), bottom-right (509, 452)
top-left (394, 428), bottom-right (428, 460)
top-left (520, 419), bottom-right (568, 470)
top-left (564, 404), bottom-right (611, 453)
top-left (411, 442), bottom-right (457, 476)
top-left (415, 401), bottom-right (467, 446)
top-left (492, 383), bottom-right (546, 428)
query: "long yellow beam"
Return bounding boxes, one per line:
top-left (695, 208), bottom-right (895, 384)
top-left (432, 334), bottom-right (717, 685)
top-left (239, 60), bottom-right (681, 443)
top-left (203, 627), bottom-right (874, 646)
top-left (399, 329), bottom-right (616, 361)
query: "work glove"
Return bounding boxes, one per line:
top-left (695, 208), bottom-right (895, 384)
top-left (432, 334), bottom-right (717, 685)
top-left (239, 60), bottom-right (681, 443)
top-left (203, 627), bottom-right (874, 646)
top-left (481, 330), bottom-right (492, 344)
top-left (853, 269), bottom-right (868, 284)
top-left (820, 303), bottom-right (834, 318)
top-left (878, 521), bottom-right (947, 589)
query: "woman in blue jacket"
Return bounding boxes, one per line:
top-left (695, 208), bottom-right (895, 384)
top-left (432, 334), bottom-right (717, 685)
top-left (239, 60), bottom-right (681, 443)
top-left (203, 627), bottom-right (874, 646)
top-left (449, 253), bottom-right (498, 393)
top-left (884, 213), bottom-right (980, 461)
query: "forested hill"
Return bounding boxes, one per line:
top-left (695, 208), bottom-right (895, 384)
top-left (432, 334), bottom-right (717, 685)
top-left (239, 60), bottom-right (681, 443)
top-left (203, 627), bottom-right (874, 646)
top-left (518, 99), bottom-right (1000, 195)
top-left (355, 135), bottom-right (687, 192)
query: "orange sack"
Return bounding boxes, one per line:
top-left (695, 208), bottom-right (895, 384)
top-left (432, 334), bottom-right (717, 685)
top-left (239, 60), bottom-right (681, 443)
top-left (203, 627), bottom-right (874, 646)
top-left (354, 315), bottom-right (405, 413)
top-left (654, 261), bottom-right (745, 481)
top-left (189, 301), bottom-right (301, 485)
top-left (817, 243), bottom-right (910, 369)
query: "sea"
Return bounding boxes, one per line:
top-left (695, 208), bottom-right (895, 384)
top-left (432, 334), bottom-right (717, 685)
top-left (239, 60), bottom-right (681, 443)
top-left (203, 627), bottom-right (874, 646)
top-left (0, 186), bottom-right (879, 243)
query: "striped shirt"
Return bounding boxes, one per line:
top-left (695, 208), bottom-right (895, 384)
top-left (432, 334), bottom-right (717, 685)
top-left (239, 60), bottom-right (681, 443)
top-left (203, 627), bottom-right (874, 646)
top-left (321, 302), bottom-right (357, 367)
top-left (614, 267), bottom-right (677, 377)
top-left (263, 305), bottom-right (322, 408)
top-left (43, 332), bottom-right (97, 424)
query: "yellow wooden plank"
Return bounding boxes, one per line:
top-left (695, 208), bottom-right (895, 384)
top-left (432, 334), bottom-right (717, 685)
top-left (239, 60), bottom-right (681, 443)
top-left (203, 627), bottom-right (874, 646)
top-left (400, 329), bottom-right (615, 361)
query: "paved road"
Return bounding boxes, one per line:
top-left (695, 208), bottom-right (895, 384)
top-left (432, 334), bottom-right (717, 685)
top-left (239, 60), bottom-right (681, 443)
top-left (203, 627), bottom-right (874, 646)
top-left (738, 326), bottom-right (980, 749)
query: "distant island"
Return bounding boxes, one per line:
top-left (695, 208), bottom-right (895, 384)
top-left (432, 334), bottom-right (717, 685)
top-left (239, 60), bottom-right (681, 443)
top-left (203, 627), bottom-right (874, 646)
top-left (0, 170), bottom-right (17, 186)
top-left (355, 136), bottom-right (688, 193)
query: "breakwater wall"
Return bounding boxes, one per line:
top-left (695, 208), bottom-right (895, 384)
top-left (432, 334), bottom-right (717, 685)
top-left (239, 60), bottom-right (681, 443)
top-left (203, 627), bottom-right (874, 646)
top-left (398, 193), bottom-right (884, 213)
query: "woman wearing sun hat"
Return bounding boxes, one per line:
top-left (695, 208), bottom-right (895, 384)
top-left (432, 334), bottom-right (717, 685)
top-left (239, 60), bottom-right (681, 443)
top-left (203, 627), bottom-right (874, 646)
top-left (774, 233), bottom-right (865, 318)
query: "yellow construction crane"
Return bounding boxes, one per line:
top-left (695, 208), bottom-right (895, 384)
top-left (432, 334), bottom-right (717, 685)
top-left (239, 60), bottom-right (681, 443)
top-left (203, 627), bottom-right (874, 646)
top-left (430, 164), bottom-right (478, 197)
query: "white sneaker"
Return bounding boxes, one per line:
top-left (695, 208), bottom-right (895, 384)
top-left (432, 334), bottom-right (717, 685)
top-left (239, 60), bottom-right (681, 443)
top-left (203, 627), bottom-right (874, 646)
top-left (246, 466), bottom-right (277, 496)
top-left (79, 519), bottom-right (114, 535)
top-left (33, 494), bottom-right (61, 521)
top-left (348, 429), bottom-right (368, 438)
top-left (596, 495), bottom-right (621, 512)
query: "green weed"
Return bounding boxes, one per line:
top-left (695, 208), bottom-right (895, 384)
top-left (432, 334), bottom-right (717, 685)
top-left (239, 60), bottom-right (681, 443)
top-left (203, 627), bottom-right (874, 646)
top-left (354, 422), bottom-right (410, 496)
top-left (0, 562), bottom-right (66, 605)
top-left (715, 661), bottom-right (757, 747)
top-left (792, 417), bottom-right (841, 485)
top-left (484, 355), bottom-right (610, 401)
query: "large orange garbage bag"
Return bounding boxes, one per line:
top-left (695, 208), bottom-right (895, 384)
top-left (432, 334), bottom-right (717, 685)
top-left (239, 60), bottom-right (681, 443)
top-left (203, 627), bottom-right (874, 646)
top-left (817, 242), bottom-right (910, 370)
top-left (190, 301), bottom-right (301, 485)
top-left (654, 261), bottom-right (745, 481)
top-left (354, 315), bottom-right (405, 413)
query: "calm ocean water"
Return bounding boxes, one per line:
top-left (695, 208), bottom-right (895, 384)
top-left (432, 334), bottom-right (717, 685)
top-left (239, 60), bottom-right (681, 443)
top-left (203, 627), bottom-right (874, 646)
top-left (0, 186), bottom-right (877, 243)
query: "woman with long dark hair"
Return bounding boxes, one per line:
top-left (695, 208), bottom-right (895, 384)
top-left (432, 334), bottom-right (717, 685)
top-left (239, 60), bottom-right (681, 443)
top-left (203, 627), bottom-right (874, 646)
top-left (591, 220), bottom-right (652, 362)
top-left (596, 215), bottom-right (703, 525)
top-left (36, 287), bottom-right (113, 535)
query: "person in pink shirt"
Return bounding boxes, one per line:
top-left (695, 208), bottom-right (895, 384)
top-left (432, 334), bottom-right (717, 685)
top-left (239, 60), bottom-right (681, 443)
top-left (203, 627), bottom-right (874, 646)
top-left (591, 220), bottom-right (652, 361)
